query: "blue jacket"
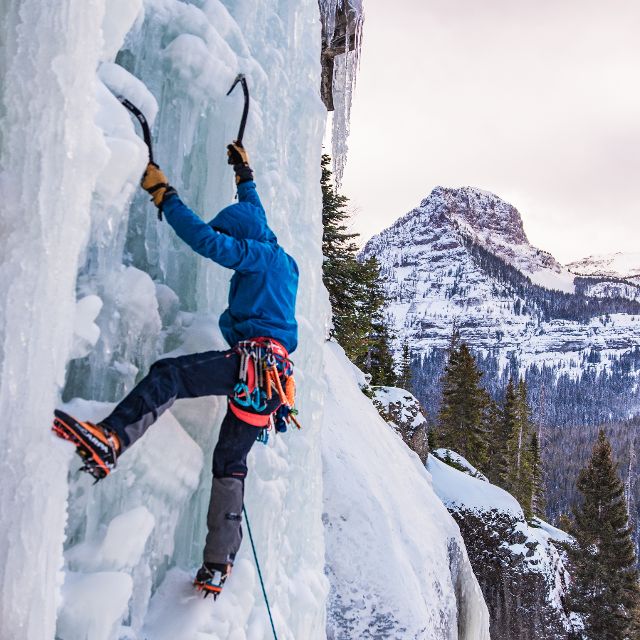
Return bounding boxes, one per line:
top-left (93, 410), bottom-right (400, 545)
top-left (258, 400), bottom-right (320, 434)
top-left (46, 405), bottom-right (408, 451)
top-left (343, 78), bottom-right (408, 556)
top-left (162, 181), bottom-right (299, 353)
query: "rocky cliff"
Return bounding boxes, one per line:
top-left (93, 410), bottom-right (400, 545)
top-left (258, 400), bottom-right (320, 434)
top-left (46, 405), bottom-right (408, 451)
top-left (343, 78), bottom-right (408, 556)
top-left (428, 452), bottom-right (578, 640)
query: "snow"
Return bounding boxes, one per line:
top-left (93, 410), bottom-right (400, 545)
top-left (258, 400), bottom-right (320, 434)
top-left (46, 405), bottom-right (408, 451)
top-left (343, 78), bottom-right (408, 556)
top-left (567, 251), bottom-right (640, 280)
top-left (528, 267), bottom-right (576, 294)
top-left (432, 449), bottom-right (489, 482)
top-left (532, 517), bottom-right (574, 545)
top-left (57, 572), bottom-right (133, 640)
top-left (429, 451), bottom-right (575, 633)
top-left (323, 343), bottom-right (490, 639)
top-left (428, 454), bottom-right (521, 516)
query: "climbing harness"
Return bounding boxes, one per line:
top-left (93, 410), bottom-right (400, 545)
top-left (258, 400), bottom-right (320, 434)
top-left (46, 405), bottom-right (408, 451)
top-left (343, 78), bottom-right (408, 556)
top-left (243, 505), bottom-right (279, 640)
top-left (229, 338), bottom-right (301, 442)
top-left (226, 73), bottom-right (250, 144)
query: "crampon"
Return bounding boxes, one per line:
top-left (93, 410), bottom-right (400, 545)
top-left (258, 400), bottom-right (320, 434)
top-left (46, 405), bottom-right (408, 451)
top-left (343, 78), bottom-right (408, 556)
top-left (52, 410), bottom-right (119, 482)
top-left (194, 563), bottom-right (231, 600)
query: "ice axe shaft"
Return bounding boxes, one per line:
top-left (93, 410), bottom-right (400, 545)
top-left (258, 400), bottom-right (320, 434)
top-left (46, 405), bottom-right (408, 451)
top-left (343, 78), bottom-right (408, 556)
top-left (117, 96), bottom-right (155, 165)
top-left (226, 74), bottom-right (250, 144)
top-left (115, 95), bottom-right (164, 221)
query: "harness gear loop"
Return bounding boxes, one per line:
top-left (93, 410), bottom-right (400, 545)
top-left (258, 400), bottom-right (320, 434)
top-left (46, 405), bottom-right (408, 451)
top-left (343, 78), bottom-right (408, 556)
top-left (230, 338), bottom-right (300, 437)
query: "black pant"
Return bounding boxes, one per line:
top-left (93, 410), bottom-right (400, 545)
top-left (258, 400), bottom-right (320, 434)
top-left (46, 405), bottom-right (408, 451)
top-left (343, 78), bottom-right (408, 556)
top-left (102, 349), bottom-right (279, 564)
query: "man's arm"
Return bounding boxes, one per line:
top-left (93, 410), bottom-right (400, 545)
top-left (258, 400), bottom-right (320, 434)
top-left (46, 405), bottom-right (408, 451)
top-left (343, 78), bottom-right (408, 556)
top-left (226, 141), bottom-right (265, 212)
top-left (161, 192), bottom-right (274, 273)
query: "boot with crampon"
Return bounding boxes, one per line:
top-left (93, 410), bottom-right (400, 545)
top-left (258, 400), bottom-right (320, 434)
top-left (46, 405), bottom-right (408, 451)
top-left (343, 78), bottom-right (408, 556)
top-left (194, 562), bottom-right (232, 599)
top-left (52, 410), bottom-right (120, 481)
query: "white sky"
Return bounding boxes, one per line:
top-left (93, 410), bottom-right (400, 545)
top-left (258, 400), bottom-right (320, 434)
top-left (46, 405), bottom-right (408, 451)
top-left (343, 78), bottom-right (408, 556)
top-left (340, 0), bottom-right (640, 263)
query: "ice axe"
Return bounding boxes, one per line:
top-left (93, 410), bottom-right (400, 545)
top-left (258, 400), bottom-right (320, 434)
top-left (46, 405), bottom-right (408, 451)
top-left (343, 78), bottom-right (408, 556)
top-left (115, 95), bottom-right (164, 221)
top-left (226, 73), bottom-right (250, 145)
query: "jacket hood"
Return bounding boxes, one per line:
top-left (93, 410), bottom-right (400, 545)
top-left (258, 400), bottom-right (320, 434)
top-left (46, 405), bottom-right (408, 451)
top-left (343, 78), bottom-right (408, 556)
top-left (209, 202), bottom-right (277, 244)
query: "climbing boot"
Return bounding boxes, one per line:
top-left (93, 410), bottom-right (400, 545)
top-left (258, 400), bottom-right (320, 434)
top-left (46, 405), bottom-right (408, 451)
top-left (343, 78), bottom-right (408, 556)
top-left (194, 562), bottom-right (232, 599)
top-left (52, 409), bottom-right (120, 481)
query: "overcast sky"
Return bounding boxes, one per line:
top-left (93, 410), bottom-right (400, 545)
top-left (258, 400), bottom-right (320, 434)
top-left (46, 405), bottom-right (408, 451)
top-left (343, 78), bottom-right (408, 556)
top-left (340, 0), bottom-right (640, 263)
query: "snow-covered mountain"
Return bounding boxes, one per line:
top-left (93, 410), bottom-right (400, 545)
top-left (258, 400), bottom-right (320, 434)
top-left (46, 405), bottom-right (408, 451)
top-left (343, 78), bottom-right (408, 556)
top-left (362, 187), bottom-right (640, 425)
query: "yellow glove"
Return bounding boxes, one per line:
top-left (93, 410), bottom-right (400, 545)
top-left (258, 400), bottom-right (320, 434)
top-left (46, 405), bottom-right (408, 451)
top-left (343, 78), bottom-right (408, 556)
top-left (226, 141), bottom-right (250, 166)
top-left (227, 142), bottom-right (254, 184)
top-left (141, 163), bottom-right (171, 207)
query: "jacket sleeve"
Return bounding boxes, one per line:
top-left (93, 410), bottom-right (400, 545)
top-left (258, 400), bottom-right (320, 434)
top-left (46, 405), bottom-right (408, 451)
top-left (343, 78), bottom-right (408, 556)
top-left (161, 193), bottom-right (273, 273)
top-left (236, 180), bottom-right (265, 212)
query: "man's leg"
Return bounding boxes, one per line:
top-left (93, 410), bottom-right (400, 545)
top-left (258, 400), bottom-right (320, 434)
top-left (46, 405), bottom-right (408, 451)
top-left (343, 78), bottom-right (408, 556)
top-left (101, 349), bottom-right (239, 451)
top-left (203, 398), bottom-right (278, 565)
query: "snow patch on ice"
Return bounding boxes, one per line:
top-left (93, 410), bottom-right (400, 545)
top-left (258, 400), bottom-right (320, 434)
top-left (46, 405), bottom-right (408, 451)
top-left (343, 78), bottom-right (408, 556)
top-left (71, 295), bottom-right (103, 360)
top-left (57, 572), bottom-right (133, 640)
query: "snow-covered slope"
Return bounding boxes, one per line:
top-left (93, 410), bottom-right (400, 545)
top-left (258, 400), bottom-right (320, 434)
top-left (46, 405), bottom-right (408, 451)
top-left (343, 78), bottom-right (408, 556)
top-left (568, 252), bottom-right (640, 280)
top-left (0, 1), bottom-right (348, 638)
top-left (323, 344), bottom-right (490, 639)
top-left (361, 187), bottom-right (640, 423)
top-left (428, 454), bottom-right (576, 639)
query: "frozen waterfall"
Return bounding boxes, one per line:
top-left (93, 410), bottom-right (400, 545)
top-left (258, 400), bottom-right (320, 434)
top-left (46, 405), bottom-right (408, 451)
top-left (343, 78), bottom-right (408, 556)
top-left (0, 1), bottom-right (489, 639)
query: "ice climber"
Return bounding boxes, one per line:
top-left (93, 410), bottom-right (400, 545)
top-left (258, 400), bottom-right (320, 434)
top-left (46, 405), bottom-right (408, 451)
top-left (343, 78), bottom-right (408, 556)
top-left (52, 142), bottom-right (299, 599)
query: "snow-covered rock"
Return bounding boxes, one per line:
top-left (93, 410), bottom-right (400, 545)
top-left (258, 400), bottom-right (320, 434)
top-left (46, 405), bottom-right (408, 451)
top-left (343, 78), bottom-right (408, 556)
top-left (428, 454), bottom-right (577, 640)
top-left (373, 385), bottom-right (430, 461)
top-left (323, 343), bottom-right (490, 639)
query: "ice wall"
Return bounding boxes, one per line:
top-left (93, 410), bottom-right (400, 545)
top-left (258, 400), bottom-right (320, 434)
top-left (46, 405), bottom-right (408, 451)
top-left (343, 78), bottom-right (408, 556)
top-left (0, 3), bottom-right (108, 637)
top-left (0, 0), bottom-right (328, 638)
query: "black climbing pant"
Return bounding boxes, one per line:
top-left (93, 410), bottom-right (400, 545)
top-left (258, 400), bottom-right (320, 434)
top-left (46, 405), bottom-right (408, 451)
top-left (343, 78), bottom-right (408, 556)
top-left (101, 348), bottom-right (279, 565)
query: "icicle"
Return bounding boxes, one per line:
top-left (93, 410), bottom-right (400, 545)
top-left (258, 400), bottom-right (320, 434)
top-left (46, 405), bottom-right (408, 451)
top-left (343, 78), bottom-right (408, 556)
top-left (319, 0), bottom-right (365, 185)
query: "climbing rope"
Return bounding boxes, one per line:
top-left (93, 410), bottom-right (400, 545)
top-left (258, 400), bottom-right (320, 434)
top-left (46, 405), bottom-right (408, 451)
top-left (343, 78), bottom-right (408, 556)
top-left (243, 505), bottom-right (279, 640)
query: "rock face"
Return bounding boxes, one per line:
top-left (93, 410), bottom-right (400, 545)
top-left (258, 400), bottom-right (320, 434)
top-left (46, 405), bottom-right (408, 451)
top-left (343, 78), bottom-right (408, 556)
top-left (372, 386), bottom-right (430, 462)
top-left (361, 186), bottom-right (640, 426)
top-left (428, 453), bottom-right (578, 640)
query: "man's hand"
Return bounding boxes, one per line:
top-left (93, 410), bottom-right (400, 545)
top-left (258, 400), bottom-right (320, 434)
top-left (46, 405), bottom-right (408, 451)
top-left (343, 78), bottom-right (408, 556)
top-left (227, 141), bottom-right (254, 185)
top-left (226, 141), bottom-right (250, 165)
top-left (141, 163), bottom-right (172, 207)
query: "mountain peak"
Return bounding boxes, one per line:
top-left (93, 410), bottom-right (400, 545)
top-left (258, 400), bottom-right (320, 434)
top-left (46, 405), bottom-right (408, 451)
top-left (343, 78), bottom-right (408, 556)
top-left (423, 186), bottom-right (528, 247)
top-left (364, 186), bottom-right (575, 294)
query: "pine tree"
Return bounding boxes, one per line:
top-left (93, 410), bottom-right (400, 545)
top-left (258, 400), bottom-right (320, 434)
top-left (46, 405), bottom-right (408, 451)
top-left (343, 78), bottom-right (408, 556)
top-left (529, 431), bottom-right (546, 519)
top-left (484, 397), bottom-right (504, 485)
top-left (495, 378), bottom-right (518, 488)
top-left (321, 155), bottom-right (397, 384)
top-left (436, 341), bottom-right (489, 470)
top-left (399, 340), bottom-right (413, 390)
top-left (352, 256), bottom-right (396, 386)
top-left (321, 154), bottom-right (367, 353)
top-left (568, 430), bottom-right (640, 639)
top-left (504, 379), bottom-right (535, 519)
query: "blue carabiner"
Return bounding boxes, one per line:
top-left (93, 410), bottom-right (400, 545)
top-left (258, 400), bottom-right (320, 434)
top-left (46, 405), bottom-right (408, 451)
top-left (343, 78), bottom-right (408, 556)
top-left (233, 382), bottom-right (252, 407)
